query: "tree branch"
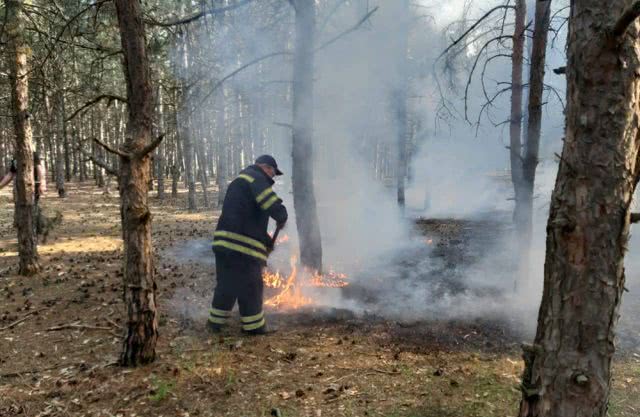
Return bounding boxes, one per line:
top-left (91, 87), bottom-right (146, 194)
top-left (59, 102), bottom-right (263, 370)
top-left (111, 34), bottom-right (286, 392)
top-left (83, 156), bottom-right (119, 177)
top-left (66, 94), bottom-right (127, 122)
top-left (553, 66), bottom-right (566, 74)
top-left (137, 133), bottom-right (165, 159)
top-left (613, 1), bottom-right (640, 38)
top-left (463, 35), bottom-right (512, 124)
top-left (437, 5), bottom-right (515, 61)
top-left (632, 212), bottom-right (640, 224)
top-left (35, 0), bottom-right (112, 73)
top-left (314, 6), bottom-right (379, 53)
top-left (148, 0), bottom-right (255, 27)
top-left (192, 51), bottom-right (291, 110)
top-left (190, 6), bottom-right (377, 112)
top-left (94, 138), bottom-right (131, 160)
top-left (76, 144), bottom-right (119, 177)
top-left (274, 122), bottom-right (293, 130)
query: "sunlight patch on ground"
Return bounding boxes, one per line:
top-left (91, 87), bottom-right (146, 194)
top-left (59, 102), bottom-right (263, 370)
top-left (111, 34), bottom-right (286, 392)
top-left (171, 212), bottom-right (216, 221)
top-left (0, 235), bottom-right (122, 257)
top-left (40, 236), bottom-right (123, 255)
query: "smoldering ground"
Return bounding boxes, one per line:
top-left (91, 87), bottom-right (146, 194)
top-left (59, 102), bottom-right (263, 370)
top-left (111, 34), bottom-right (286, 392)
top-left (162, 0), bottom-right (640, 353)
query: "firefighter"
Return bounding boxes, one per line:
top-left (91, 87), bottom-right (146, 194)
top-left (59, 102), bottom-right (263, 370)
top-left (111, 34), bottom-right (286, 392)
top-left (209, 155), bottom-right (288, 335)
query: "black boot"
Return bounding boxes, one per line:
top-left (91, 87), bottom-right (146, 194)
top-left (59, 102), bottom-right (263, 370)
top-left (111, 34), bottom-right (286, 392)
top-left (244, 324), bottom-right (277, 336)
top-left (207, 321), bottom-right (224, 334)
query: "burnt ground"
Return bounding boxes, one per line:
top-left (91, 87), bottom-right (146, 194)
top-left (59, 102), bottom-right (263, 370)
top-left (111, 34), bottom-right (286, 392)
top-left (1, 183), bottom-right (640, 417)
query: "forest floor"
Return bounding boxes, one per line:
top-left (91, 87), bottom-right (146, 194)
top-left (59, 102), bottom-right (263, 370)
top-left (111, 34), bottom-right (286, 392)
top-left (1, 183), bottom-right (640, 417)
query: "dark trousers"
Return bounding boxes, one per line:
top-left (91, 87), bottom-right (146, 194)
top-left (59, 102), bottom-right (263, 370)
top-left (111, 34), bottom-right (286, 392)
top-left (209, 252), bottom-right (266, 331)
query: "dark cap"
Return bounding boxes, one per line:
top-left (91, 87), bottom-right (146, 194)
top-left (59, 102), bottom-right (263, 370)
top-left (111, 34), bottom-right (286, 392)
top-left (255, 155), bottom-right (283, 176)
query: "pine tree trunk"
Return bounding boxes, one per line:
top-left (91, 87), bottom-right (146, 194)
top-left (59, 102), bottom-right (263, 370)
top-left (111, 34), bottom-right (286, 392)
top-left (216, 97), bottom-right (227, 208)
top-left (6, 0), bottom-right (40, 276)
top-left (156, 86), bottom-right (166, 200)
top-left (510, 0), bottom-right (527, 288)
top-left (291, 0), bottom-right (323, 271)
top-left (517, 0), bottom-right (551, 248)
top-left (114, 0), bottom-right (159, 367)
top-left (53, 67), bottom-right (67, 197)
top-left (518, 1), bottom-right (640, 415)
top-left (182, 110), bottom-right (197, 210)
top-left (78, 122), bottom-right (87, 182)
top-left (95, 119), bottom-right (105, 188)
top-left (394, 0), bottom-right (410, 209)
top-left (196, 135), bottom-right (209, 208)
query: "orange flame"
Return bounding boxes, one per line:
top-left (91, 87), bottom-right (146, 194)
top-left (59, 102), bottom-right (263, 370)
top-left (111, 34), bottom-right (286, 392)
top-left (276, 234), bottom-right (290, 244)
top-left (262, 256), bottom-right (349, 309)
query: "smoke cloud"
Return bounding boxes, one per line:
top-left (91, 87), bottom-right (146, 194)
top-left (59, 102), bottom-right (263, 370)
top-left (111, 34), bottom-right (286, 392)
top-left (164, 0), bottom-right (640, 350)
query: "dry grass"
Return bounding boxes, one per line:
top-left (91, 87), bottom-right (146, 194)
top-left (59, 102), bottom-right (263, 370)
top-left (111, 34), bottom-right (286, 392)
top-left (1, 183), bottom-right (639, 417)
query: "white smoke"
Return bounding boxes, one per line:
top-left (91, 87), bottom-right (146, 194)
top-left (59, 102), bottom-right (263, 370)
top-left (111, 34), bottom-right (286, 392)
top-left (164, 0), bottom-right (640, 347)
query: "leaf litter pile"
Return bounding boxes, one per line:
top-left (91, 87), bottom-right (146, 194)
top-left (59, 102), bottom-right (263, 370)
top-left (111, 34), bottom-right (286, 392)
top-left (1, 184), bottom-right (639, 417)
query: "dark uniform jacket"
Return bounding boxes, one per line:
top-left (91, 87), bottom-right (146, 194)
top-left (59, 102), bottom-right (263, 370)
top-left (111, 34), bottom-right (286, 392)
top-left (213, 165), bottom-right (288, 264)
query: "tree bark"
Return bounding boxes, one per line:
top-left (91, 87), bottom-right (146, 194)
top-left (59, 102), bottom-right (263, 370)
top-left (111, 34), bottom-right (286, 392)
top-left (393, 0), bottom-right (410, 209)
top-left (510, 0), bottom-right (526, 212)
top-left (518, 1), bottom-right (640, 415)
top-left (216, 97), bottom-right (227, 208)
top-left (53, 65), bottom-right (67, 197)
top-left (156, 85), bottom-right (166, 200)
top-left (291, 0), bottom-right (323, 271)
top-left (182, 109), bottom-right (197, 210)
top-left (6, 0), bottom-right (40, 276)
top-left (114, 0), bottom-right (159, 367)
top-left (517, 0), bottom-right (551, 246)
top-left (510, 0), bottom-right (527, 289)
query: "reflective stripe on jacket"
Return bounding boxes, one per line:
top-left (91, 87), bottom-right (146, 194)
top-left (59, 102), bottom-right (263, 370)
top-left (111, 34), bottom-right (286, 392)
top-left (213, 165), bottom-right (288, 263)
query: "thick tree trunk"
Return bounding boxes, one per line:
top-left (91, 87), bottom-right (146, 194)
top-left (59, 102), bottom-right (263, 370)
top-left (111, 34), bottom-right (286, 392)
top-left (518, 1), bottom-right (640, 416)
top-left (114, 0), bottom-right (159, 367)
top-left (6, 0), bottom-right (40, 276)
top-left (291, 0), bottom-right (323, 271)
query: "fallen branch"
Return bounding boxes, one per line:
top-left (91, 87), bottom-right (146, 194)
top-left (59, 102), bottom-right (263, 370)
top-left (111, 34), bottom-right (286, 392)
top-left (632, 212), bottom-right (640, 224)
top-left (0, 364), bottom-right (65, 379)
top-left (613, 1), bottom-right (640, 38)
top-left (105, 318), bottom-right (122, 329)
top-left (46, 323), bottom-right (113, 332)
top-left (0, 310), bottom-right (40, 332)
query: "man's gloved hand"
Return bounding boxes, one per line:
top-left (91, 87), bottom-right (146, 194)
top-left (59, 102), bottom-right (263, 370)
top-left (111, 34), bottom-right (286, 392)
top-left (266, 238), bottom-right (275, 254)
